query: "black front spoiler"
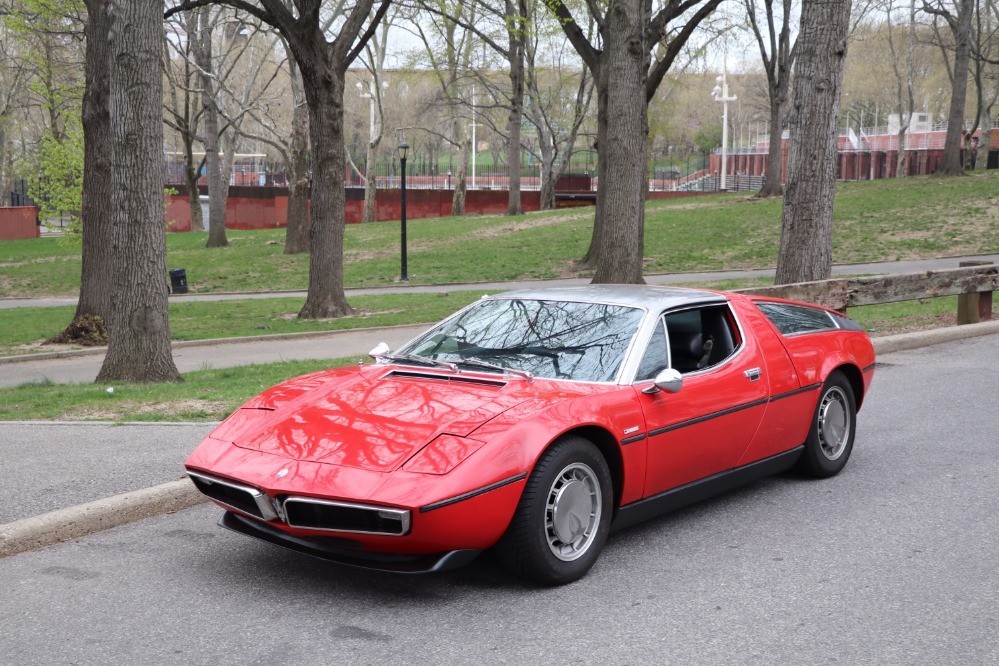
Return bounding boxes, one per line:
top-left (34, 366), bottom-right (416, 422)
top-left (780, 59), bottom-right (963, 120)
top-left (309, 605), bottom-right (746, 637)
top-left (219, 511), bottom-right (482, 574)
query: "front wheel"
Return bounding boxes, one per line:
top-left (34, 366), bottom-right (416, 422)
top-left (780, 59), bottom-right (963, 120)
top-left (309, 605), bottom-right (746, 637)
top-left (494, 436), bottom-right (613, 585)
top-left (795, 370), bottom-right (857, 478)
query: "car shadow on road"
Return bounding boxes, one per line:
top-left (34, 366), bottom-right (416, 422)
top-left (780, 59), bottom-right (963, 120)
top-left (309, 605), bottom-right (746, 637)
top-left (182, 472), bottom-right (815, 602)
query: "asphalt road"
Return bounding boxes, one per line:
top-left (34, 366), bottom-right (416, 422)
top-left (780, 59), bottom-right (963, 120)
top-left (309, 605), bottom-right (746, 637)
top-left (0, 335), bottom-right (996, 664)
top-left (0, 422), bottom-right (213, 524)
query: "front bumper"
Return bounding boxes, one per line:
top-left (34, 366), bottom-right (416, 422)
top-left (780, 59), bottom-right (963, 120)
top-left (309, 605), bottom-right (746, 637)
top-left (220, 511), bottom-right (482, 574)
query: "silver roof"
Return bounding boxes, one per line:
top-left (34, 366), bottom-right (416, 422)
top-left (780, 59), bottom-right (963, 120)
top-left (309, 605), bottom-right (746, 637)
top-left (489, 284), bottom-right (727, 311)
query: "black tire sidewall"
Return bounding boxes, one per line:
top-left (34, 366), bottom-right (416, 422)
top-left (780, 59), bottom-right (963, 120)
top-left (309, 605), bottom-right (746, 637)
top-left (799, 371), bottom-right (857, 478)
top-left (501, 436), bottom-right (613, 585)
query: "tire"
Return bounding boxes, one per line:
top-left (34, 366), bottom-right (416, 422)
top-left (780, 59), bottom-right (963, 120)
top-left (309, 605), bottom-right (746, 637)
top-left (795, 370), bottom-right (857, 478)
top-left (494, 436), bottom-right (613, 586)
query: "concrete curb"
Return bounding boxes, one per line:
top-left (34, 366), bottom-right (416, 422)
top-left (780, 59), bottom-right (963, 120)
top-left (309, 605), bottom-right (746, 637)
top-left (0, 322), bottom-right (433, 366)
top-left (0, 478), bottom-right (206, 559)
top-left (872, 319), bottom-right (999, 354)
top-left (1, 319), bottom-right (996, 559)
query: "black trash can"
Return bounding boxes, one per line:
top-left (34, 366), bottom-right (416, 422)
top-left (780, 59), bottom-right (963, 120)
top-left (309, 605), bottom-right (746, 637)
top-left (169, 268), bottom-right (188, 294)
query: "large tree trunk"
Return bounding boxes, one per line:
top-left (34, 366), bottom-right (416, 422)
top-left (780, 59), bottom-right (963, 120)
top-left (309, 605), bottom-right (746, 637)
top-left (297, 61), bottom-right (353, 319)
top-left (97, 0), bottom-right (180, 383)
top-left (197, 7), bottom-right (228, 248)
top-left (578, 86), bottom-right (608, 270)
top-left (759, 99), bottom-right (784, 196)
top-left (590, 0), bottom-right (648, 285)
top-left (775, 0), bottom-right (851, 285)
top-left (505, 6), bottom-right (525, 217)
top-left (538, 123), bottom-right (557, 210)
top-left (895, 126), bottom-right (909, 177)
top-left (56, 0), bottom-right (113, 346)
top-left (284, 58), bottom-right (310, 254)
top-left (184, 134), bottom-right (204, 232)
top-left (937, 0), bottom-right (974, 177)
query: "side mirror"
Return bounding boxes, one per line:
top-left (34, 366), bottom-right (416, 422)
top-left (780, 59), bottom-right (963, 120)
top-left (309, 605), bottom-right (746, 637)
top-left (642, 368), bottom-right (683, 395)
top-left (368, 342), bottom-right (390, 359)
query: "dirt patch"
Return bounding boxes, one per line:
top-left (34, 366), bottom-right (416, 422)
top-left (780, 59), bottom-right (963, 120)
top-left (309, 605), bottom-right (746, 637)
top-left (60, 398), bottom-right (227, 421)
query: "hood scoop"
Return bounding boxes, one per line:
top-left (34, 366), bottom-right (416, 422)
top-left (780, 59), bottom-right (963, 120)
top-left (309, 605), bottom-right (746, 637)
top-left (383, 369), bottom-right (508, 388)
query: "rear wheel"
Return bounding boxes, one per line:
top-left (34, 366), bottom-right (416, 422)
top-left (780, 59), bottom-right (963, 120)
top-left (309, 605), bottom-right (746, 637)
top-left (795, 370), bottom-right (857, 478)
top-left (495, 436), bottom-right (613, 585)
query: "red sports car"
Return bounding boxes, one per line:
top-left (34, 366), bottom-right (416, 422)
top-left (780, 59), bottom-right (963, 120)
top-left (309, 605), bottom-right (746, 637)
top-left (186, 286), bottom-right (875, 584)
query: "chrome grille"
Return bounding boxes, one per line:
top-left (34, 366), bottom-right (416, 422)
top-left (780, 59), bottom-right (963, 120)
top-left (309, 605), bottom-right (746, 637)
top-left (283, 497), bottom-right (411, 536)
top-left (187, 471), bottom-right (277, 521)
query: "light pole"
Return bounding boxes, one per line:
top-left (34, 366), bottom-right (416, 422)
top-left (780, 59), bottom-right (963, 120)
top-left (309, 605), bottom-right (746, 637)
top-left (397, 141), bottom-right (409, 282)
top-left (711, 72), bottom-right (737, 191)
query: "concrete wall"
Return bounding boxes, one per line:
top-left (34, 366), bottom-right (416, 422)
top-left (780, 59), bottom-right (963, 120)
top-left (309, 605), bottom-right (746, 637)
top-left (0, 206), bottom-right (40, 240)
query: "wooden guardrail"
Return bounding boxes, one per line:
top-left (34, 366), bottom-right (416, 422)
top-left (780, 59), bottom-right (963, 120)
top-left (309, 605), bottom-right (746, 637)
top-left (736, 262), bottom-right (997, 324)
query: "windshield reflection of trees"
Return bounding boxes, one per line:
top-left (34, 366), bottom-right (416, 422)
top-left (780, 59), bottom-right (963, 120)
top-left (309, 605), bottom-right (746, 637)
top-left (412, 300), bottom-right (642, 382)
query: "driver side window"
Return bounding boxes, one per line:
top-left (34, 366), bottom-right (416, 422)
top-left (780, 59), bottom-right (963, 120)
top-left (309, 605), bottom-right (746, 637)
top-left (635, 304), bottom-right (741, 380)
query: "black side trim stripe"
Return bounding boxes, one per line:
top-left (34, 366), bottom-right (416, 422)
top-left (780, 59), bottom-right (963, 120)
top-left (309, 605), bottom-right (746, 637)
top-left (621, 433), bottom-right (647, 445)
top-left (649, 397), bottom-right (770, 437)
top-left (768, 382), bottom-right (822, 403)
top-left (419, 473), bottom-right (528, 513)
top-left (862, 362), bottom-right (876, 373)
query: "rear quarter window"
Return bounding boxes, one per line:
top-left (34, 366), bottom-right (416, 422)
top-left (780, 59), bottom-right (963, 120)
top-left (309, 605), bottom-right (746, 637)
top-left (756, 302), bottom-right (837, 336)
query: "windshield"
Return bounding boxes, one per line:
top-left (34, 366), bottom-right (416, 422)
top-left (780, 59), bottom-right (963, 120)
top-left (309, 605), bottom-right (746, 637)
top-left (398, 298), bottom-right (644, 382)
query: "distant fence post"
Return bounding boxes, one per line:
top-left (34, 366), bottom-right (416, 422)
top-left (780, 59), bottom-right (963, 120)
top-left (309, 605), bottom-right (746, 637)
top-left (957, 261), bottom-right (994, 324)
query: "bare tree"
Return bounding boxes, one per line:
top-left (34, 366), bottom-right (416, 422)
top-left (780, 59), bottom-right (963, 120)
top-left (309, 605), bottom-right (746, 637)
top-left (884, 0), bottom-right (918, 177)
top-left (745, 0), bottom-right (797, 197)
top-left (61, 0), bottom-right (114, 342)
top-left (775, 0), bottom-right (853, 284)
top-left (523, 3), bottom-right (594, 210)
top-left (969, 0), bottom-right (999, 169)
top-left (405, 0), bottom-right (478, 216)
top-left (166, 0), bottom-right (390, 319)
top-left (546, 0), bottom-right (723, 283)
top-left (357, 5), bottom-right (397, 223)
top-left (196, 6), bottom-right (230, 248)
top-left (97, 0), bottom-right (181, 383)
top-left (164, 10), bottom-right (206, 232)
top-left (923, 0), bottom-right (975, 176)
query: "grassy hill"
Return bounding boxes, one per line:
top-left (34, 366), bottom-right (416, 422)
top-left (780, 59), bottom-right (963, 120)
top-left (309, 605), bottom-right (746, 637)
top-left (2, 172), bottom-right (997, 298)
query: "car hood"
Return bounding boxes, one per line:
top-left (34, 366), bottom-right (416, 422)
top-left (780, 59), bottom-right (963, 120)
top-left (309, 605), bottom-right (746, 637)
top-left (209, 365), bottom-right (530, 472)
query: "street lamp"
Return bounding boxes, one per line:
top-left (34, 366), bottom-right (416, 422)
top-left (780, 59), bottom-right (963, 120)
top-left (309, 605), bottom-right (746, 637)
top-left (711, 72), bottom-right (737, 191)
top-left (397, 141), bottom-right (409, 282)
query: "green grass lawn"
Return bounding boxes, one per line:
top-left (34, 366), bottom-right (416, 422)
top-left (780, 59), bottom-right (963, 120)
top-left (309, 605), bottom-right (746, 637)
top-left (3, 172), bottom-right (997, 298)
top-left (0, 290), bottom-right (489, 357)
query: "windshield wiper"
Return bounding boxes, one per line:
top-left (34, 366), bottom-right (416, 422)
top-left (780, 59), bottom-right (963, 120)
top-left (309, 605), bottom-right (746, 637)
top-left (379, 352), bottom-right (458, 372)
top-left (457, 357), bottom-right (533, 381)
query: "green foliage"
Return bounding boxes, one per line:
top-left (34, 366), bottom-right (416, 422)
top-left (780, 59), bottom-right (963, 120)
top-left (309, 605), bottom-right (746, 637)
top-left (693, 123), bottom-right (722, 152)
top-left (28, 127), bottom-right (84, 240)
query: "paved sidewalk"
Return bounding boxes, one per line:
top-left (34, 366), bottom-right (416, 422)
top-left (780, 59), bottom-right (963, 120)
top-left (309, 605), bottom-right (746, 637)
top-left (3, 253), bottom-right (997, 310)
top-left (0, 324), bottom-right (428, 388)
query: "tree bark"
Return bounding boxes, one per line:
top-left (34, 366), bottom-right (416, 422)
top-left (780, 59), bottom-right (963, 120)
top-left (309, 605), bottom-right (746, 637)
top-left (935, 0), bottom-right (974, 177)
top-left (297, 49), bottom-right (353, 319)
top-left (451, 118), bottom-right (469, 216)
top-left (362, 140), bottom-right (379, 222)
top-left (761, 101), bottom-right (784, 195)
top-left (97, 0), bottom-right (181, 383)
top-left (197, 7), bottom-right (228, 248)
top-left (590, 0), bottom-right (648, 284)
top-left (775, 0), bottom-right (852, 285)
top-left (58, 0), bottom-right (113, 345)
top-left (283, 57), bottom-right (310, 254)
top-left (504, 0), bottom-right (526, 216)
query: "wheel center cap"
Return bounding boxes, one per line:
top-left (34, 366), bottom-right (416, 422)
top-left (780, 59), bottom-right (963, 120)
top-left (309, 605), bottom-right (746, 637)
top-left (552, 480), bottom-right (590, 543)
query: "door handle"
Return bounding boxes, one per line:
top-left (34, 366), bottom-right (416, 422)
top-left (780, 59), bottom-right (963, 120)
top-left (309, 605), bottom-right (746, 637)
top-left (744, 367), bottom-right (762, 381)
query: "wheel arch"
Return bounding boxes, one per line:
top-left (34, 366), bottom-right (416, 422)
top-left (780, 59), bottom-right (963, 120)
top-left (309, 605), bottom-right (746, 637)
top-left (831, 362), bottom-right (865, 410)
top-left (552, 425), bottom-right (624, 514)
